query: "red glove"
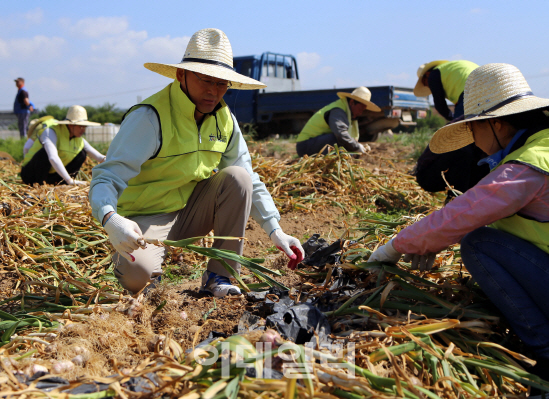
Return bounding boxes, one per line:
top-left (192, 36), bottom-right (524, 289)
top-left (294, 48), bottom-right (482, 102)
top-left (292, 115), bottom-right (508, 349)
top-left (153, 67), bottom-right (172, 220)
top-left (270, 229), bottom-right (305, 270)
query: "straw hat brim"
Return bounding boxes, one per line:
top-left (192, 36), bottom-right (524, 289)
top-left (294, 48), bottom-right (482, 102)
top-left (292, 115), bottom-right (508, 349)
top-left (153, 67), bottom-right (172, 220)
top-left (429, 95), bottom-right (549, 154)
top-left (0, 151), bottom-right (16, 163)
top-left (57, 120), bottom-right (101, 126)
top-left (414, 60), bottom-right (448, 97)
top-left (337, 92), bottom-right (381, 112)
top-left (144, 62), bottom-right (266, 90)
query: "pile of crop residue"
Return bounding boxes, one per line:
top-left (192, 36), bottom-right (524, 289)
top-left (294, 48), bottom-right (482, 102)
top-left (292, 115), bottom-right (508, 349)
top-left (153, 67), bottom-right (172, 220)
top-left (0, 152), bottom-right (548, 398)
top-left (252, 147), bottom-right (441, 214)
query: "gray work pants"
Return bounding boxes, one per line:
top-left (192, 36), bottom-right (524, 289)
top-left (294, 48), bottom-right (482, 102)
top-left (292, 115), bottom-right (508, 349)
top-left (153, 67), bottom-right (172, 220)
top-left (296, 133), bottom-right (338, 157)
top-left (17, 112), bottom-right (30, 139)
top-left (113, 166), bottom-right (253, 293)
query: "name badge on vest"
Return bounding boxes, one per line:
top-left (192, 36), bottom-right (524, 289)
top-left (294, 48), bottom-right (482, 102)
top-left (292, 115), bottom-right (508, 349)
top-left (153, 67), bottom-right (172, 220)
top-left (209, 134), bottom-right (228, 143)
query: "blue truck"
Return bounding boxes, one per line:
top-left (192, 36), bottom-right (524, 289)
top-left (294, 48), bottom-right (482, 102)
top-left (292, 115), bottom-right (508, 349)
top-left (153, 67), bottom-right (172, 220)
top-left (223, 52), bottom-right (430, 141)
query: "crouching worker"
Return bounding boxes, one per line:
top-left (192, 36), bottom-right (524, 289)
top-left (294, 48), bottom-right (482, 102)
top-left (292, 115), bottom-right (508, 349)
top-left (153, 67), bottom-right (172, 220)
top-left (369, 64), bottom-right (549, 380)
top-left (21, 105), bottom-right (106, 186)
top-left (295, 87), bottom-right (380, 157)
top-left (89, 28), bottom-right (305, 297)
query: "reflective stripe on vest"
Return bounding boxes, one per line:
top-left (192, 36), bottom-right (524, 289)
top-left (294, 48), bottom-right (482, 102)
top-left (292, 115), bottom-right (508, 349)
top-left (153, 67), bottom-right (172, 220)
top-left (490, 128), bottom-right (549, 254)
top-left (297, 98), bottom-right (357, 142)
top-left (117, 81), bottom-right (234, 217)
top-left (435, 61), bottom-right (479, 104)
top-left (21, 124), bottom-right (85, 173)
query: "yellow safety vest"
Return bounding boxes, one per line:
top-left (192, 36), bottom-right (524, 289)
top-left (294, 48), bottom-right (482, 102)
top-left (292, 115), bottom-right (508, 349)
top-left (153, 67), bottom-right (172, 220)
top-left (22, 123), bottom-right (85, 174)
top-left (27, 116), bottom-right (57, 140)
top-left (296, 98), bottom-right (359, 142)
top-left (116, 81), bottom-right (234, 217)
top-left (490, 128), bottom-right (549, 254)
top-left (435, 61), bottom-right (479, 104)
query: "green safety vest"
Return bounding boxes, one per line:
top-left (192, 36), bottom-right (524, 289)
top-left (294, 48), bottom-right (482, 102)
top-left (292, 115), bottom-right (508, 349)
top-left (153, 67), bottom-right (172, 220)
top-left (435, 61), bottom-right (479, 104)
top-left (296, 98), bottom-right (359, 142)
top-left (490, 128), bottom-right (549, 254)
top-left (22, 123), bottom-right (85, 174)
top-left (116, 81), bottom-right (234, 217)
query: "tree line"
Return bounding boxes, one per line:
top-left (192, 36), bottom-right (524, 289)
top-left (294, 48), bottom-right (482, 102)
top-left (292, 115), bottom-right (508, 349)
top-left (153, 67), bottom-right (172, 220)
top-left (33, 103), bottom-right (127, 125)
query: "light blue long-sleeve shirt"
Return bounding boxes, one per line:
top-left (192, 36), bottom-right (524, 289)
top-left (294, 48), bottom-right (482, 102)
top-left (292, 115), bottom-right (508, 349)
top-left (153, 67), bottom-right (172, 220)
top-left (89, 106), bottom-right (281, 236)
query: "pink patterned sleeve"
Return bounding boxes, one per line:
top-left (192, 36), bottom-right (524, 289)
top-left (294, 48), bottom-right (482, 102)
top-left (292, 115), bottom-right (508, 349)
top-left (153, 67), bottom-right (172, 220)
top-left (393, 164), bottom-right (547, 255)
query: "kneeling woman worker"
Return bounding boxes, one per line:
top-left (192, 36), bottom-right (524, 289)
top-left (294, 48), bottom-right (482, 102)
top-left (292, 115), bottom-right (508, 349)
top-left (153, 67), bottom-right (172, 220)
top-left (369, 63), bottom-right (549, 379)
top-left (21, 105), bottom-right (106, 186)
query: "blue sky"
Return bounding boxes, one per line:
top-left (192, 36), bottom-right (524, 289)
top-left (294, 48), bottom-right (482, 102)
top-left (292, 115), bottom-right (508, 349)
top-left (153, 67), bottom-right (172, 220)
top-left (2, 1), bottom-right (549, 111)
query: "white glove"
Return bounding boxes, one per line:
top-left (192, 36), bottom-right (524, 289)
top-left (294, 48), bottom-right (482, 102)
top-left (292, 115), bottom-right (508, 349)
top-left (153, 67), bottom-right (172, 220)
top-left (403, 253), bottom-right (437, 271)
top-left (357, 143), bottom-right (371, 154)
top-left (103, 213), bottom-right (144, 262)
top-left (368, 238), bottom-right (402, 264)
top-left (270, 229), bottom-right (305, 270)
top-left (70, 180), bottom-right (88, 187)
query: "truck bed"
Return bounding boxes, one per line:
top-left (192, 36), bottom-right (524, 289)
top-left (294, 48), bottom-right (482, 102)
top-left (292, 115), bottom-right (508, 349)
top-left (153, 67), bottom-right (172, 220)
top-left (256, 86), bottom-right (429, 123)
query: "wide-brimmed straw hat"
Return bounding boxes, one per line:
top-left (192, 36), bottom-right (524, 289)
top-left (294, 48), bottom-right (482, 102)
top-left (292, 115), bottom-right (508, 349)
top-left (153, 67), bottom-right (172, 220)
top-left (57, 105), bottom-right (100, 126)
top-left (144, 28), bottom-right (265, 90)
top-left (337, 87), bottom-right (381, 112)
top-left (413, 60), bottom-right (449, 97)
top-left (429, 63), bottom-right (549, 153)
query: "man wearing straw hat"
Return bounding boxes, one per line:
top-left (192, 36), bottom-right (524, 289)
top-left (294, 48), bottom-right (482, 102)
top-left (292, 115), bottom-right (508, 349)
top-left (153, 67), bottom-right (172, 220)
top-left (89, 28), bottom-right (305, 297)
top-left (21, 105), bottom-right (106, 186)
top-left (412, 60), bottom-right (489, 199)
top-left (295, 87), bottom-right (380, 157)
top-left (370, 63), bottom-right (549, 382)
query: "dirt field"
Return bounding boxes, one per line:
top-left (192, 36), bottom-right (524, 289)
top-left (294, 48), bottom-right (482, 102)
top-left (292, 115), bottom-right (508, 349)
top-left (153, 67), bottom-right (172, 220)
top-left (0, 140), bottom-right (420, 370)
top-left (1, 140), bottom-right (543, 398)
top-left (139, 139), bottom-right (414, 352)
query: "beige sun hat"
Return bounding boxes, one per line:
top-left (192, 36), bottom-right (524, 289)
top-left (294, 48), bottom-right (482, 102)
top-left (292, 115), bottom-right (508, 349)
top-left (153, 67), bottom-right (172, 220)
top-left (337, 87), bottom-right (381, 112)
top-left (413, 60), bottom-right (449, 97)
top-left (56, 105), bottom-right (100, 126)
top-left (429, 63), bottom-right (549, 154)
top-left (144, 28), bottom-right (265, 90)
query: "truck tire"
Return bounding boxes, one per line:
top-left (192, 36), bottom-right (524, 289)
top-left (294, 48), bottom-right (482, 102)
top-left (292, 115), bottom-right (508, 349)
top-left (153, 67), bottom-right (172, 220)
top-left (360, 132), bottom-right (381, 142)
top-left (360, 118), bottom-right (399, 142)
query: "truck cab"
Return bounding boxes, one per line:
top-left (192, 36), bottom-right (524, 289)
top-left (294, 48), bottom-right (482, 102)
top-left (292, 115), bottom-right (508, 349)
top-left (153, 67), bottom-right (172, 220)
top-left (233, 52), bottom-right (300, 92)
top-left (225, 53), bottom-right (301, 124)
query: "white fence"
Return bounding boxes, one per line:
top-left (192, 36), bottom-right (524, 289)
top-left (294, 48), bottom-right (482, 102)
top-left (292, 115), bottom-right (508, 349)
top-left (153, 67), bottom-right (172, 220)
top-left (0, 125), bottom-right (120, 143)
top-left (84, 124), bottom-right (120, 144)
top-left (0, 130), bottom-right (20, 139)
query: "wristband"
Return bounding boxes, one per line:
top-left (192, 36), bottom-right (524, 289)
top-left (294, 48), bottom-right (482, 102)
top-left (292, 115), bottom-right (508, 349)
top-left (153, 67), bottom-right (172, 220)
top-left (102, 212), bottom-right (116, 227)
top-left (269, 227), bottom-right (280, 238)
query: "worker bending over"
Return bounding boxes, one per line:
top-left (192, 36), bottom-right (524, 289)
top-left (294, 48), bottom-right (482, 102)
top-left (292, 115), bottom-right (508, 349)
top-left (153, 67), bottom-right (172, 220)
top-left (413, 60), bottom-right (489, 198)
top-left (415, 60), bottom-right (478, 121)
top-left (370, 63), bottom-right (549, 381)
top-left (21, 105), bottom-right (106, 186)
top-left (295, 87), bottom-right (380, 157)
